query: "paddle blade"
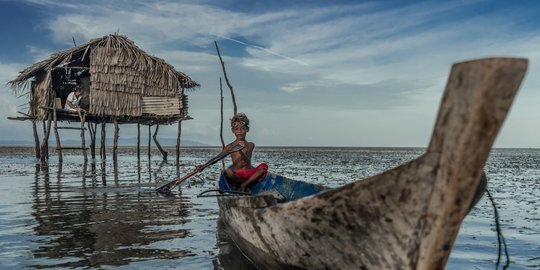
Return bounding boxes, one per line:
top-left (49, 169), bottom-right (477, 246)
top-left (156, 182), bottom-right (175, 195)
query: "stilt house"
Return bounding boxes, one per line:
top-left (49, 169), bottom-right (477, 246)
top-left (8, 34), bottom-right (199, 162)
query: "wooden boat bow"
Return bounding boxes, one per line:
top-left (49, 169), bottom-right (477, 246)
top-left (218, 58), bottom-right (528, 270)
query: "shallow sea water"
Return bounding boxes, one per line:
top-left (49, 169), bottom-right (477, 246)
top-left (0, 146), bottom-right (538, 269)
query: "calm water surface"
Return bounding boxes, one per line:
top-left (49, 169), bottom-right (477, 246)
top-left (0, 146), bottom-right (538, 269)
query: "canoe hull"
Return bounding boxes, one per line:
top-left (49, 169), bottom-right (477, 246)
top-left (216, 58), bottom-right (527, 270)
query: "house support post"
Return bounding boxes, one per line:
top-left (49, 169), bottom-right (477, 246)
top-left (52, 94), bottom-right (63, 163)
top-left (40, 115), bottom-right (52, 163)
top-left (113, 119), bottom-right (119, 161)
top-left (176, 120), bottom-right (182, 166)
top-left (89, 122), bottom-right (97, 160)
top-left (78, 111), bottom-right (87, 162)
top-left (100, 122), bottom-right (106, 160)
top-left (32, 120), bottom-right (41, 159)
top-left (148, 125), bottom-right (151, 161)
top-left (153, 124), bottom-right (167, 161)
top-left (137, 123), bottom-right (141, 161)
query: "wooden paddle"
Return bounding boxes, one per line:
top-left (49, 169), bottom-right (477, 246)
top-left (155, 144), bottom-right (244, 194)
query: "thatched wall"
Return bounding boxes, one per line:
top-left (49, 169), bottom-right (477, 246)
top-left (9, 34), bottom-right (199, 121)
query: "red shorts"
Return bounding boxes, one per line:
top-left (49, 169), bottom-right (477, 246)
top-left (233, 163), bottom-right (268, 182)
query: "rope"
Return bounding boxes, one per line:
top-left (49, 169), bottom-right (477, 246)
top-left (486, 188), bottom-right (510, 269)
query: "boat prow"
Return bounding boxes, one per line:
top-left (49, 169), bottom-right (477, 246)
top-left (217, 58), bottom-right (528, 270)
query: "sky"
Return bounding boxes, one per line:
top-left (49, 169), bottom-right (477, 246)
top-left (0, 0), bottom-right (539, 147)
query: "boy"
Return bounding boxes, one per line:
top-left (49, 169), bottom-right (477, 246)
top-left (222, 113), bottom-right (268, 192)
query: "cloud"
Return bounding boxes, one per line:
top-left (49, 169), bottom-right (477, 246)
top-left (4, 0), bottom-right (540, 147)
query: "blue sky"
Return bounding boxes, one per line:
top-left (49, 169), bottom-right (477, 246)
top-left (1, 0), bottom-right (539, 147)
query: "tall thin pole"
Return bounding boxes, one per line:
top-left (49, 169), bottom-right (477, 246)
top-left (214, 41), bottom-right (238, 115)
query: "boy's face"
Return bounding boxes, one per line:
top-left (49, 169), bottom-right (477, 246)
top-left (232, 122), bottom-right (247, 139)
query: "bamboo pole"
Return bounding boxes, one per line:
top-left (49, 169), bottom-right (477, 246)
top-left (152, 124), bottom-right (167, 161)
top-left (214, 41), bottom-right (238, 115)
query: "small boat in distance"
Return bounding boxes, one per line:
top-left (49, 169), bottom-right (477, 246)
top-left (216, 58), bottom-right (528, 270)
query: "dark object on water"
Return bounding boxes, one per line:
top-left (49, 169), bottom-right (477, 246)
top-left (216, 58), bottom-right (528, 270)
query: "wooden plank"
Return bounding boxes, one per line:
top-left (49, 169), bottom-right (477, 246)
top-left (55, 126), bottom-right (86, 130)
top-left (56, 147), bottom-right (89, 150)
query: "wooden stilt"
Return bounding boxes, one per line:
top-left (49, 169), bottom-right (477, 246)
top-left (52, 95), bottom-right (63, 163)
top-left (137, 123), bottom-right (141, 161)
top-left (89, 122), bottom-right (97, 160)
top-left (176, 120), bottom-right (182, 165)
top-left (100, 160), bottom-right (106, 186)
top-left (78, 110), bottom-right (87, 162)
top-left (148, 125), bottom-right (151, 160)
top-left (32, 120), bottom-right (41, 159)
top-left (152, 124), bottom-right (167, 161)
top-left (113, 119), bottom-right (119, 161)
top-left (41, 120), bottom-right (46, 161)
top-left (40, 115), bottom-right (52, 163)
top-left (100, 122), bottom-right (106, 160)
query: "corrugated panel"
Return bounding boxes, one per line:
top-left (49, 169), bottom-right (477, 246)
top-left (141, 96), bottom-right (183, 115)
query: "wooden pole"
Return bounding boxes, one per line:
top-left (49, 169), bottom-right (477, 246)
top-left (52, 93), bottom-right (62, 163)
top-left (89, 122), bottom-right (96, 160)
top-left (100, 122), bottom-right (106, 160)
top-left (137, 123), bottom-right (141, 161)
top-left (41, 120), bottom-right (46, 161)
top-left (214, 41), bottom-right (238, 115)
top-left (152, 124), bottom-right (167, 161)
top-left (176, 120), bottom-right (182, 165)
top-left (79, 110), bottom-right (87, 162)
top-left (219, 78), bottom-right (226, 168)
top-left (148, 125), bottom-right (151, 161)
top-left (32, 120), bottom-right (41, 159)
top-left (40, 115), bottom-right (52, 163)
top-left (113, 119), bottom-right (119, 161)
top-left (219, 78), bottom-right (226, 149)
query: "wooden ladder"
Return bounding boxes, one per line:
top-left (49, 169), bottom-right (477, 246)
top-left (52, 98), bottom-right (88, 162)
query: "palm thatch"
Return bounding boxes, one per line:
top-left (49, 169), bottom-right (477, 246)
top-left (9, 34), bottom-right (199, 123)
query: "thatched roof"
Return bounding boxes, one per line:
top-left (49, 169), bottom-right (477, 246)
top-left (9, 34), bottom-right (199, 90)
top-left (8, 34), bottom-right (199, 120)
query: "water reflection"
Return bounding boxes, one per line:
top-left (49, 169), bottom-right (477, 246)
top-left (29, 160), bottom-right (194, 268)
